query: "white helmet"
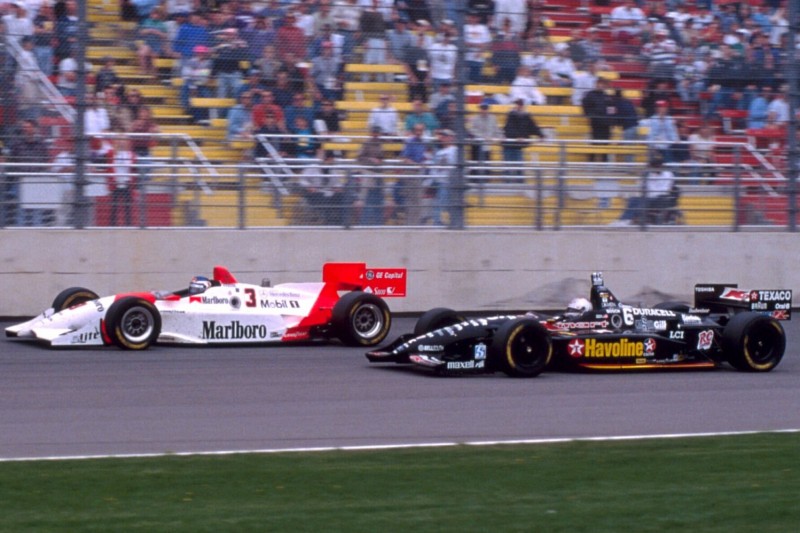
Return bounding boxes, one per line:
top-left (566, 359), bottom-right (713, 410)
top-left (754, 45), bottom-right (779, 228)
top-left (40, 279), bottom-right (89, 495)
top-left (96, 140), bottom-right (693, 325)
top-left (567, 297), bottom-right (593, 314)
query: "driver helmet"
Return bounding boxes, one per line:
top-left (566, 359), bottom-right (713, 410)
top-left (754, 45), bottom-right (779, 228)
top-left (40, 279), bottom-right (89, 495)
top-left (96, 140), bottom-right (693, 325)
top-left (189, 275), bottom-right (212, 295)
top-left (566, 297), bottom-right (593, 315)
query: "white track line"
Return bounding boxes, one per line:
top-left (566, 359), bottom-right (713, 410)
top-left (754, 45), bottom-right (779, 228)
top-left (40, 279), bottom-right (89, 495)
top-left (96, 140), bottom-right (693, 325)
top-left (1, 429), bottom-right (798, 463)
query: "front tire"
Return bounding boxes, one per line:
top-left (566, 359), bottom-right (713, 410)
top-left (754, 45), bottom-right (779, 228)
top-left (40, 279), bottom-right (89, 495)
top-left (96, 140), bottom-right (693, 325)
top-left (489, 318), bottom-right (552, 378)
top-left (722, 312), bottom-right (785, 372)
top-left (413, 308), bottom-right (464, 336)
top-left (52, 287), bottom-right (100, 312)
top-left (332, 292), bottom-right (391, 347)
top-left (105, 297), bottom-right (161, 350)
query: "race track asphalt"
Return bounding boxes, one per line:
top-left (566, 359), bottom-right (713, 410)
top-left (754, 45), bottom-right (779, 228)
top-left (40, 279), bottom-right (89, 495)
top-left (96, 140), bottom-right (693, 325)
top-left (1, 317), bottom-right (798, 460)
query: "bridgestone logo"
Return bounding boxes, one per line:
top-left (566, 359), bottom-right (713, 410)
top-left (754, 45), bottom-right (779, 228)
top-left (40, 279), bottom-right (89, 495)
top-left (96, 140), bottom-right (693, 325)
top-left (202, 321), bottom-right (268, 340)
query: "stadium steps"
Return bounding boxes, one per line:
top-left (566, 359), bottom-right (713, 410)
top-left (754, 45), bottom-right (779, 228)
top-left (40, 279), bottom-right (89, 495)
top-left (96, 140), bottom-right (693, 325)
top-left (678, 196), bottom-right (735, 226)
top-left (175, 190), bottom-right (289, 227)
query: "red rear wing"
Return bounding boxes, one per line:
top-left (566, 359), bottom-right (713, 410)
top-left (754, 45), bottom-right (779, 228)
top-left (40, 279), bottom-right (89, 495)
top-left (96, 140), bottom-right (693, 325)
top-left (322, 263), bottom-right (407, 297)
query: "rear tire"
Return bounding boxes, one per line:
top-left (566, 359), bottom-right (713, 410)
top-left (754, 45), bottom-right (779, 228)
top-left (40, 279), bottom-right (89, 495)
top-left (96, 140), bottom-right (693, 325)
top-left (413, 308), bottom-right (464, 336)
top-left (332, 292), bottom-right (391, 347)
top-left (722, 312), bottom-right (785, 372)
top-left (489, 318), bottom-right (552, 378)
top-left (52, 287), bottom-right (100, 312)
top-left (105, 297), bottom-right (161, 350)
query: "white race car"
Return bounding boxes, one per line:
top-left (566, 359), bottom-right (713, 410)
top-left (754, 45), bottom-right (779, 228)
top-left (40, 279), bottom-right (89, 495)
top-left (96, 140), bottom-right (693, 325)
top-left (6, 263), bottom-right (406, 350)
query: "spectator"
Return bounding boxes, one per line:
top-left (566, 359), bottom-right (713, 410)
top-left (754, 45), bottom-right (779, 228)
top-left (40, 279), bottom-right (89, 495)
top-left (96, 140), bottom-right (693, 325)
top-left (241, 15), bottom-right (275, 63)
top-left (502, 99), bottom-right (543, 176)
top-left (308, 22), bottom-right (336, 61)
top-left (404, 99), bottom-right (438, 136)
top-left (251, 89), bottom-right (285, 130)
top-left (766, 87), bottom-right (789, 124)
top-left (105, 137), bottom-right (137, 227)
top-left (747, 86), bottom-right (770, 130)
top-left (428, 31), bottom-right (458, 90)
top-left (705, 45), bottom-right (747, 118)
top-left (286, 116), bottom-right (319, 160)
top-left (84, 92), bottom-right (111, 146)
top-left (3, 1), bottom-right (34, 48)
top-left (356, 126), bottom-right (389, 225)
top-left (129, 106), bottom-right (159, 160)
top-left (571, 62), bottom-right (597, 107)
top-left (102, 85), bottom-right (133, 133)
top-left (614, 88), bottom-right (640, 163)
top-left (56, 50), bottom-right (92, 98)
top-left (468, 102), bottom-right (502, 167)
top-left (123, 88), bottom-right (146, 121)
top-left (522, 7), bottom-right (550, 44)
top-left (674, 52), bottom-right (706, 104)
top-left (310, 41), bottom-right (342, 102)
top-left (610, 155), bottom-right (675, 226)
top-left (312, 99), bottom-right (341, 136)
top-left (275, 12), bottom-right (306, 62)
top-left (331, 0), bottom-right (361, 32)
top-left (360, 0), bottom-right (388, 81)
top-left (50, 135), bottom-right (77, 226)
top-left (313, 0), bottom-right (336, 33)
top-left (436, 101), bottom-right (458, 134)
top-left (32, 1), bottom-right (55, 76)
top-left (581, 77), bottom-right (616, 162)
top-left (284, 93), bottom-right (313, 135)
top-left (643, 27), bottom-right (678, 82)
top-left (544, 43), bottom-right (576, 87)
top-left (399, 123), bottom-right (431, 224)
top-left (493, 0), bottom-right (527, 36)
top-left (509, 65), bottom-right (545, 106)
top-left (403, 30), bottom-right (430, 102)
top-left (54, 0), bottom-right (79, 64)
top-left (236, 68), bottom-right (266, 101)
top-left (226, 91), bottom-right (255, 141)
top-left (9, 119), bottom-right (50, 226)
top-left (136, 6), bottom-right (172, 77)
top-left (172, 11), bottom-right (212, 67)
top-left (294, 2), bottom-right (316, 39)
top-left (331, 19), bottom-right (358, 64)
top-left (367, 94), bottom-right (399, 137)
top-left (254, 44), bottom-right (281, 88)
top-left (464, 11), bottom-right (491, 82)
top-left (640, 80), bottom-right (672, 119)
top-left (397, 0), bottom-right (432, 26)
top-left (212, 28), bottom-right (247, 104)
top-left (258, 0), bottom-right (286, 25)
top-left (687, 124), bottom-right (715, 181)
top-left (646, 100), bottom-right (678, 163)
top-left (609, 0), bottom-right (645, 43)
top-left (428, 82), bottom-right (455, 116)
top-left (271, 70), bottom-right (299, 109)
top-left (491, 17), bottom-right (521, 83)
top-left (253, 111), bottom-right (288, 159)
top-left (14, 36), bottom-right (45, 121)
top-left (297, 151), bottom-right (350, 226)
top-left (387, 17), bottom-right (413, 64)
top-left (95, 56), bottom-right (122, 94)
top-left (428, 128), bottom-right (457, 226)
top-left (278, 54), bottom-right (306, 94)
top-left (180, 45), bottom-right (213, 121)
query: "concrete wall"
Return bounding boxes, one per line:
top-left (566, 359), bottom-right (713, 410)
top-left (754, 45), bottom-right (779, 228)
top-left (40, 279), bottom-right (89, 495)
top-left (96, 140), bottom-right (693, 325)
top-left (1, 229), bottom-right (796, 317)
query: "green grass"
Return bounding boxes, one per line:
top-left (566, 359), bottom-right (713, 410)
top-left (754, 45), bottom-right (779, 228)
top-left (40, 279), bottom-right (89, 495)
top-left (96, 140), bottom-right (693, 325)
top-left (1, 433), bottom-right (798, 532)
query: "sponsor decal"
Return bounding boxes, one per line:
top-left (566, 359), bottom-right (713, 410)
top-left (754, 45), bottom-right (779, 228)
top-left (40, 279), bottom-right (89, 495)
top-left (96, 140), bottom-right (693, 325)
top-left (282, 330), bottom-right (310, 341)
top-left (372, 270), bottom-right (404, 280)
top-left (695, 286), bottom-right (716, 293)
top-left (721, 289), bottom-right (749, 301)
top-left (70, 329), bottom-right (102, 344)
top-left (474, 343), bottom-right (487, 360)
top-left (190, 296), bottom-right (230, 305)
top-left (669, 331), bottom-right (685, 340)
top-left (554, 320), bottom-right (609, 331)
top-left (622, 307), bottom-right (676, 326)
top-left (697, 330), bottom-right (714, 350)
top-left (773, 310), bottom-right (789, 320)
top-left (568, 338), bottom-right (654, 358)
top-left (271, 291), bottom-right (302, 298)
top-left (202, 321), bottom-right (269, 340)
top-left (93, 301), bottom-right (105, 312)
top-left (417, 344), bottom-right (444, 352)
top-left (260, 299), bottom-right (301, 309)
top-left (751, 290), bottom-right (791, 302)
top-left (682, 315), bottom-right (702, 324)
top-left (366, 270), bottom-right (375, 280)
top-left (446, 360), bottom-right (485, 370)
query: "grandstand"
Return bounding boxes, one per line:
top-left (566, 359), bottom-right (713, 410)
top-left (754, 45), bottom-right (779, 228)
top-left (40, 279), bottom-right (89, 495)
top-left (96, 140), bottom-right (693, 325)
top-left (0, 0), bottom-right (794, 229)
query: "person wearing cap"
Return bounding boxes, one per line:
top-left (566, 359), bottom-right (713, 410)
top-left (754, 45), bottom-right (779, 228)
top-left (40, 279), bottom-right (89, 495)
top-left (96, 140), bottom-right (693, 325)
top-left (502, 99), bottom-right (544, 176)
top-left (387, 16), bottom-right (413, 64)
top-left (172, 11), bottom-right (212, 64)
top-left (226, 90), bottom-right (256, 141)
top-left (428, 30), bottom-right (458, 90)
top-left (212, 27), bottom-right (248, 107)
top-left (642, 27), bottom-right (677, 82)
top-left (428, 128), bottom-right (458, 226)
top-left (646, 100), bottom-right (678, 163)
top-left (180, 44), bottom-right (213, 121)
top-left (468, 102), bottom-right (502, 169)
top-left (310, 40), bottom-right (343, 101)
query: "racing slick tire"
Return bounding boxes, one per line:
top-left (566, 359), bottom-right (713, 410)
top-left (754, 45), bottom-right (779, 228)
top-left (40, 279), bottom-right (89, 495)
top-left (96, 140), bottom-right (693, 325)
top-left (722, 312), bottom-right (785, 372)
top-left (413, 308), bottom-right (465, 336)
top-left (332, 291), bottom-right (391, 347)
top-left (654, 301), bottom-right (691, 313)
top-left (105, 297), bottom-right (162, 350)
top-left (490, 318), bottom-right (552, 378)
top-left (51, 287), bottom-right (100, 312)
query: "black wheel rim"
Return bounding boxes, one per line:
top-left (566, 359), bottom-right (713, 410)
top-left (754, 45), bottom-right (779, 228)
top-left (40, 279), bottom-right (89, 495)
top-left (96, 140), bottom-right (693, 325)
top-left (120, 306), bottom-right (155, 343)
top-left (352, 304), bottom-right (384, 340)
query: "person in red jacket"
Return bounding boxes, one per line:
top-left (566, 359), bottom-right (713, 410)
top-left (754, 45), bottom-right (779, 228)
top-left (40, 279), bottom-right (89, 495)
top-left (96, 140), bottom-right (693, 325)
top-left (106, 137), bottom-right (137, 226)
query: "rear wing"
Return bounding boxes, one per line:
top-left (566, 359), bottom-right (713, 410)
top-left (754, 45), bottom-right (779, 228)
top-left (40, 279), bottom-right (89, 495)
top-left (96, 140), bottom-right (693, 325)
top-left (322, 263), bottom-right (407, 297)
top-left (694, 284), bottom-right (792, 320)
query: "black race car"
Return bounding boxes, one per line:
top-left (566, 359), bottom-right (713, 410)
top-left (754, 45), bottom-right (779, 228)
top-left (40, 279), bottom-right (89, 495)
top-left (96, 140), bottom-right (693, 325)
top-left (366, 272), bottom-right (791, 377)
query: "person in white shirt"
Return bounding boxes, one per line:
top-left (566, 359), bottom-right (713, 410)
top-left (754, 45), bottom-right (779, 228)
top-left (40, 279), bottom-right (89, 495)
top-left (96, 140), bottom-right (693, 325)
top-left (330, 0), bottom-right (361, 32)
top-left (609, 0), bottom-right (645, 42)
top-left (428, 32), bottom-right (458, 89)
top-left (545, 44), bottom-right (576, 87)
top-left (428, 129), bottom-right (458, 226)
top-left (2, 2), bottom-right (34, 47)
top-left (570, 62), bottom-right (598, 106)
top-left (464, 12), bottom-right (492, 82)
top-left (367, 94), bottom-right (399, 136)
top-left (766, 89), bottom-right (789, 124)
top-left (612, 155), bottom-right (676, 226)
top-left (509, 65), bottom-right (545, 106)
top-left (493, 0), bottom-right (528, 36)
